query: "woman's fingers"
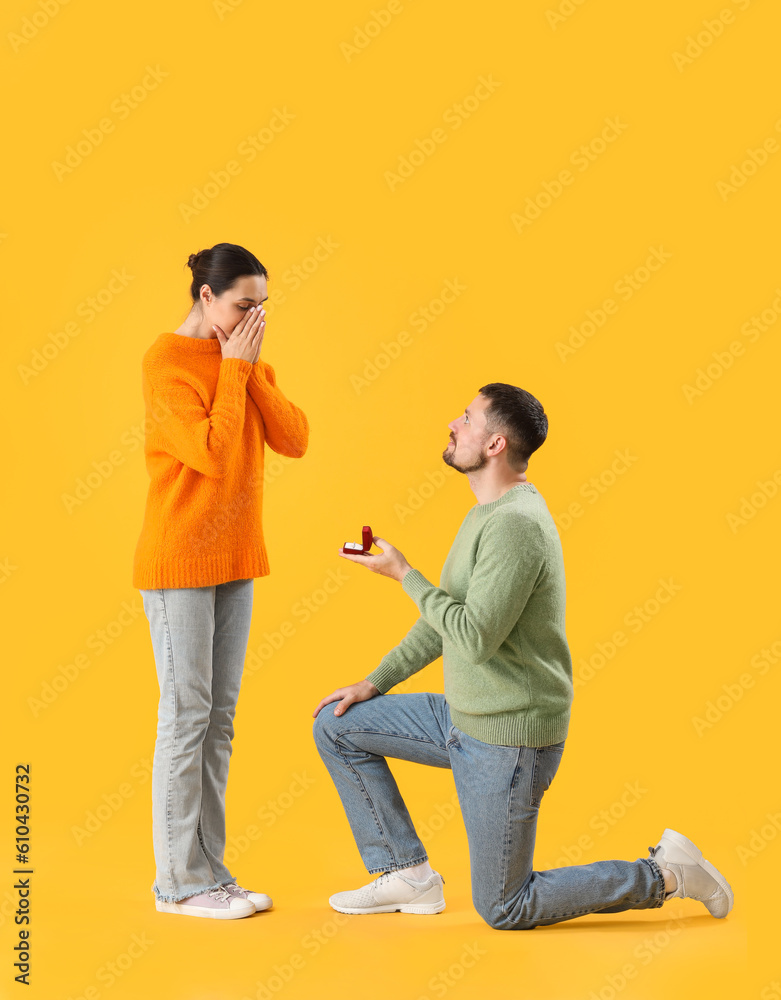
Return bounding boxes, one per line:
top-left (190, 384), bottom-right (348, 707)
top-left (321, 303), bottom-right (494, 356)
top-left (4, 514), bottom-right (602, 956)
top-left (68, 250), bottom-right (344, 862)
top-left (232, 306), bottom-right (260, 342)
top-left (235, 307), bottom-right (254, 336)
top-left (237, 307), bottom-right (263, 346)
top-left (251, 312), bottom-right (265, 362)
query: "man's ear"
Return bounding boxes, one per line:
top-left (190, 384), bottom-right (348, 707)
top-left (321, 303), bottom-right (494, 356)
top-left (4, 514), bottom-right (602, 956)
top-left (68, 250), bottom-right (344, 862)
top-left (488, 434), bottom-right (506, 454)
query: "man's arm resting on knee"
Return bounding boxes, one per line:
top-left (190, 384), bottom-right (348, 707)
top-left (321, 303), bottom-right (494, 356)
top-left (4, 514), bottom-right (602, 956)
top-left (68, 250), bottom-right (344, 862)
top-left (364, 616), bottom-right (443, 694)
top-left (312, 679), bottom-right (380, 718)
top-left (311, 617), bottom-right (441, 718)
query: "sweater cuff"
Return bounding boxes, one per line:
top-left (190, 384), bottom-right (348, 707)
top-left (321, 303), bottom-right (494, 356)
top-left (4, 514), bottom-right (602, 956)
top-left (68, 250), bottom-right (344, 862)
top-left (365, 660), bottom-right (400, 695)
top-left (401, 567), bottom-right (435, 606)
top-left (250, 359), bottom-right (276, 385)
top-left (221, 357), bottom-right (253, 383)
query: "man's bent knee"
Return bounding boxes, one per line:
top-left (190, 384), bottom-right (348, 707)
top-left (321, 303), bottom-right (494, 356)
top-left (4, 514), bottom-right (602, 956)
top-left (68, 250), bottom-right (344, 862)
top-left (312, 705), bottom-right (339, 745)
top-left (474, 897), bottom-right (538, 931)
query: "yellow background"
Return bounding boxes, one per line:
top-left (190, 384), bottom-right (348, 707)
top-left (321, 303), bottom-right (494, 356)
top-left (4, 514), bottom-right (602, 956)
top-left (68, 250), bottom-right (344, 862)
top-left (2, 0), bottom-right (775, 996)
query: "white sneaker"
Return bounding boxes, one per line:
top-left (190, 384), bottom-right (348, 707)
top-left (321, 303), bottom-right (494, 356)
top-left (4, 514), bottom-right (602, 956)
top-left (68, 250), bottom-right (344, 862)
top-left (222, 881), bottom-right (273, 912)
top-left (648, 828), bottom-right (734, 918)
top-left (155, 885), bottom-right (255, 919)
top-left (329, 870), bottom-right (446, 915)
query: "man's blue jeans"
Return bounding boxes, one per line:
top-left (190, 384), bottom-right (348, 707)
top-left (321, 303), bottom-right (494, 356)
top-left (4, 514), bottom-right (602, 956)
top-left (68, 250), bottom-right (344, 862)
top-left (140, 579), bottom-right (254, 902)
top-left (313, 692), bottom-right (666, 929)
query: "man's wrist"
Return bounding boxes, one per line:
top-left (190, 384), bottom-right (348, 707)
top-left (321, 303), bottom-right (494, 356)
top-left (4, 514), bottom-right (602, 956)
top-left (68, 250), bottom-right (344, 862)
top-left (364, 667), bottom-right (390, 694)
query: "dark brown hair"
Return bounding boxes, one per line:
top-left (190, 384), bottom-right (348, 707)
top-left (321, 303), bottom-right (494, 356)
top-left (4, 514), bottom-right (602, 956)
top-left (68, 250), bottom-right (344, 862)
top-left (478, 383), bottom-right (548, 472)
top-left (186, 243), bottom-right (269, 302)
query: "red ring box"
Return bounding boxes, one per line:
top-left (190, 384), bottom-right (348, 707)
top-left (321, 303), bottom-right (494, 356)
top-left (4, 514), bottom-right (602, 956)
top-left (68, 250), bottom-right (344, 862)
top-left (342, 525), bottom-right (373, 555)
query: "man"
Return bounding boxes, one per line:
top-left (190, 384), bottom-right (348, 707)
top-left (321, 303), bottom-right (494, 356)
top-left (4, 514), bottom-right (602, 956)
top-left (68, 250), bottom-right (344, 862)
top-left (312, 383), bottom-right (733, 929)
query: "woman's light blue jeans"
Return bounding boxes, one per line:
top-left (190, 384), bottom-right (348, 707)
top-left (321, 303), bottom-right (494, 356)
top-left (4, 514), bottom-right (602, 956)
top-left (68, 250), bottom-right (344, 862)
top-left (313, 692), bottom-right (666, 929)
top-left (140, 579), bottom-right (254, 902)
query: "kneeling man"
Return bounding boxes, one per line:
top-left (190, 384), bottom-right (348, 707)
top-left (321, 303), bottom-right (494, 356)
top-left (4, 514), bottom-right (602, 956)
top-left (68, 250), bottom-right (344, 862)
top-left (312, 383), bottom-right (732, 930)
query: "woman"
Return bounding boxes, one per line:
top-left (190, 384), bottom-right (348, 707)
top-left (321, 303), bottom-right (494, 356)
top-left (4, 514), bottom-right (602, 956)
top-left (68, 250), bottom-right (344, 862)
top-left (132, 243), bottom-right (309, 919)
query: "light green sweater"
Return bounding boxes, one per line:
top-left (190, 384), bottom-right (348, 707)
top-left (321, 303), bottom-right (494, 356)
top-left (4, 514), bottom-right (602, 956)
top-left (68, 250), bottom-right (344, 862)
top-left (365, 482), bottom-right (573, 747)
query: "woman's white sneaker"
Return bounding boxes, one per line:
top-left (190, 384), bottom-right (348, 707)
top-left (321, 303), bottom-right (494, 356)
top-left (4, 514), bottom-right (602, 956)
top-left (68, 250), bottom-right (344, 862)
top-left (222, 881), bottom-right (273, 912)
top-left (329, 870), bottom-right (446, 914)
top-left (155, 885), bottom-right (255, 919)
top-left (648, 828), bottom-right (734, 918)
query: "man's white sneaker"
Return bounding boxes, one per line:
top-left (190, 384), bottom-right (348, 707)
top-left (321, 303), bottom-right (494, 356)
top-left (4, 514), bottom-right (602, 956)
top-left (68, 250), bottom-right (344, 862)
top-left (155, 885), bottom-right (255, 919)
top-left (222, 881), bottom-right (273, 912)
top-left (648, 828), bottom-right (734, 918)
top-left (329, 869), bottom-right (446, 915)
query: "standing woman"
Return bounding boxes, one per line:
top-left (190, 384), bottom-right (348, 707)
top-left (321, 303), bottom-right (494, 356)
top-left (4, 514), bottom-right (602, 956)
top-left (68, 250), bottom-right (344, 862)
top-left (132, 243), bottom-right (309, 919)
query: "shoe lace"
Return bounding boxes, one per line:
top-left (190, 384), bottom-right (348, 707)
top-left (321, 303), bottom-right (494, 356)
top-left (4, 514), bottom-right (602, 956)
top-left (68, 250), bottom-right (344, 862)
top-left (223, 881), bottom-right (251, 896)
top-left (206, 885), bottom-right (233, 903)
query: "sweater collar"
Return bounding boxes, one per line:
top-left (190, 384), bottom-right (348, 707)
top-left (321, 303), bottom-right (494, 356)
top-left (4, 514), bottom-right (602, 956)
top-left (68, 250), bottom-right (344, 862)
top-left (471, 482), bottom-right (537, 516)
top-left (159, 331), bottom-right (222, 352)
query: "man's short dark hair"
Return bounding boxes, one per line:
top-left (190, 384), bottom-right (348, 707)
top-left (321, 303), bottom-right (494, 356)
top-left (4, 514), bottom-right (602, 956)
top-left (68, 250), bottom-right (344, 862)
top-left (478, 383), bottom-right (548, 472)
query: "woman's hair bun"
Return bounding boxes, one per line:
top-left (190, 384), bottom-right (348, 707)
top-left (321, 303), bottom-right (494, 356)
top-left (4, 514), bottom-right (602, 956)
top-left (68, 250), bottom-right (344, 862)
top-left (187, 251), bottom-right (203, 270)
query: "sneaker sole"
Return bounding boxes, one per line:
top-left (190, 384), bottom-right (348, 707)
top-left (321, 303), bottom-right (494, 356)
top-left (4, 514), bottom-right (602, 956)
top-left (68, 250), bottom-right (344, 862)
top-left (661, 828), bottom-right (734, 916)
top-left (156, 900), bottom-right (255, 919)
top-left (329, 900), bottom-right (446, 915)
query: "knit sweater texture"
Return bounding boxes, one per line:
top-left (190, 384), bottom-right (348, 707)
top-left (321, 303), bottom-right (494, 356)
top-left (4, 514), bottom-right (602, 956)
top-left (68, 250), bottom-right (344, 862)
top-left (132, 332), bottom-right (309, 589)
top-left (365, 483), bottom-right (574, 747)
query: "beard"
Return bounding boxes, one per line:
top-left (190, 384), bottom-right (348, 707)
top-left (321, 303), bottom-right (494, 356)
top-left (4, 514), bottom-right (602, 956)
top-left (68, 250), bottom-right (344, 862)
top-left (442, 439), bottom-right (488, 473)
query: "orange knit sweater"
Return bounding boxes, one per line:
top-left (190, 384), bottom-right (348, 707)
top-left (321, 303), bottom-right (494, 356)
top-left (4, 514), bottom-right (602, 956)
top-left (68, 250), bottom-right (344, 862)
top-left (132, 332), bottom-right (309, 589)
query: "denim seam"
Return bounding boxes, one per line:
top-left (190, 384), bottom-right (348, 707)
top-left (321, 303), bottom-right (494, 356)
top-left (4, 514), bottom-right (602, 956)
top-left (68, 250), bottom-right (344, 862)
top-left (520, 857), bottom-right (665, 923)
top-left (501, 748), bottom-right (524, 918)
top-left (344, 727), bottom-right (449, 751)
top-left (159, 588), bottom-right (180, 898)
top-left (201, 582), bottom-right (247, 885)
top-left (196, 817), bottom-right (220, 883)
top-left (334, 734), bottom-right (399, 871)
top-left (529, 745), bottom-right (540, 809)
top-left (506, 857), bottom-right (667, 926)
top-left (640, 855), bottom-right (666, 908)
top-left (515, 895), bottom-right (656, 925)
top-left (370, 855), bottom-right (429, 876)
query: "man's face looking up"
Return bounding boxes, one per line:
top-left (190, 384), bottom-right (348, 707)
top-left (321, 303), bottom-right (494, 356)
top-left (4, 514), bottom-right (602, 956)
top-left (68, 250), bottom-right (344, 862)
top-left (443, 394), bottom-right (496, 473)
